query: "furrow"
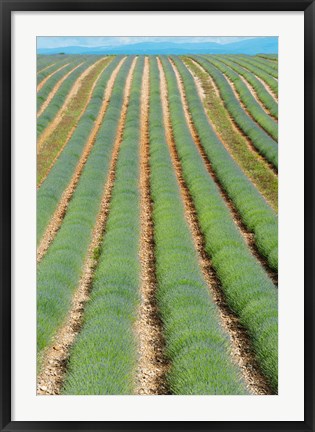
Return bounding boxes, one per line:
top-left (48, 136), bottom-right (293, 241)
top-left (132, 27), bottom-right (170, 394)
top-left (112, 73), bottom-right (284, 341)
top-left (37, 57), bottom-right (137, 394)
top-left (196, 62), bottom-right (278, 176)
top-left (221, 70), bottom-right (277, 141)
top-left (37, 57), bottom-right (113, 188)
top-left (185, 58), bottom-right (278, 211)
top-left (37, 62), bottom-right (70, 92)
top-left (238, 73), bottom-right (277, 120)
top-left (37, 62), bottom-right (85, 118)
top-left (170, 59), bottom-right (277, 284)
top-left (203, 56), bottom-right (278, 140)
top-left (37, 57), bottom-right (109, 153)
top-left (257, 54), bottom-right (278, 62)
top-left (153, 57), bottom-right (247, 395)
top-left (62, 57), bottom-right (144, 395)
top-left (255, 75), bottom-right (278, 101)
top-left (213, 55), bottom-right (278, 118)
top-left (159, 56), bottom-right (278, 391)
top-left (36, 57), bottom-right (123, 244)
top-left (193, 56), bottom-right (278, 169)
top-left (61, 58), bottom-right (107, 108)
top-left (135, 57), bottom-right (170, 395)
top-left (241, 56), bottom-right (278, 78)
top-left (157, 57), bottom-right (272, 395)
top-left (171, 56), bottom-right (278, 272)
top-left (36, 58), bottom-right (125, 263)
top-left (226, 56), bottom-right (278, 99)
top-left (37, 63), bottom-right (56, 74)
top-left (37, 57), bottom-right (72, 84)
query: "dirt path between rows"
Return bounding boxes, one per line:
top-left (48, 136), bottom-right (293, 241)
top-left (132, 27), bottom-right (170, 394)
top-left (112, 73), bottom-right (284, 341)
top-left (37, 59), bottom-right (111, 189)
top-left (157, 57), bottom-right (274, 396)
top-left (62, 58), bottom-right (108, 108)
top-left (37, 62), bottom-right (85, 118)
top-left (36, 58), bottom-right (126, 264)
top-left (186, 60), bottom-right (277, 212)
top-left (37, 57), bottom-right (108, 153)
top-left (245, 71), bottom-right (278, 102)
top-left (37, 57), bottom-right (138, 396)
top-left (189, 59), bottom-right (278, 177)
top-left (221, 71), bottom-right (277, 142)
top-left (170, 58), bottom-right (277, 286)
top-left (238, 74), bottom-right (278, 121)
top-left (135, 57), bottom-right (170, 396)
top-left (37, 63), bottom-right (70, 92)
top-left (37, 63), bottom-right (56, 75)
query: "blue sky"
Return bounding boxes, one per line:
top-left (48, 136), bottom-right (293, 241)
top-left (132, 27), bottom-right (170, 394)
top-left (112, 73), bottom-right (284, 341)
top-left (37, 36), bottom-right (256, 49)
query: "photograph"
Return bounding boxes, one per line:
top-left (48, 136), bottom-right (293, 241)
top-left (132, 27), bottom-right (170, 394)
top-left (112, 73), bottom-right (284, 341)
top-left (1, 0), bottom-right (313, 428)
top-left (36, 35), bottom-right (279, 396)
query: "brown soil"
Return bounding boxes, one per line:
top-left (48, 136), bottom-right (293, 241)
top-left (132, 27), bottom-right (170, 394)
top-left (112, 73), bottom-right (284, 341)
top-left (135, 57), bottom-right (170, 396)
top-left (191, 60), bottom-right (220, 99)
top-left (222, 72), bottom-right (277, 141)
top-left (192, 72), bottom-right (206, 100)
top-left (238, 74), bottom-right (278, 121)
top-left (37, 63), bottom-right (70, 92)
top-left (37, 58), bottom-right (112, 189)
top-left (157, 57), bottom-right (274, 396)
top-left (170, 58), bottom-right (277, 286)
top-left (37, 63), bottom-right (56, 75)
top-left (215, 58), bottom-right (278, 101)
top-left (62, 58), bottom-right (108, 107)
top-left (252, 75), bottom-right (278, 102)
top-left (37, 57), bottom-right (138, 396)
top-left (36, 58), bottom-right (126, 263)
top-left (190, 59), bottom-right (278, 177)
top-left (185, 60), bottom-right (278, 213)
top-left (37, 62), bottom-right (85, 118)
top-left (37, 58), bottom-right (107, 153)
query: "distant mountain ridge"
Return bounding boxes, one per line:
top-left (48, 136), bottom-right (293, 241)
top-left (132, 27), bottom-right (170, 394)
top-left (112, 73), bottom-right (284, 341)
top-left (37, 37), bottom-right (278, 55)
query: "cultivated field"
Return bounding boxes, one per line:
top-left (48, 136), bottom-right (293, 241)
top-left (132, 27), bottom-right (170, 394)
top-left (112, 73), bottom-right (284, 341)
top-left (37, 53), bottom-right (278, 395)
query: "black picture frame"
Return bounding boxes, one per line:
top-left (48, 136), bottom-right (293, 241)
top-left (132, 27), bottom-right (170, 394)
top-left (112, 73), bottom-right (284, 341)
top-left (1, 1), bottom-right (314, 430)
